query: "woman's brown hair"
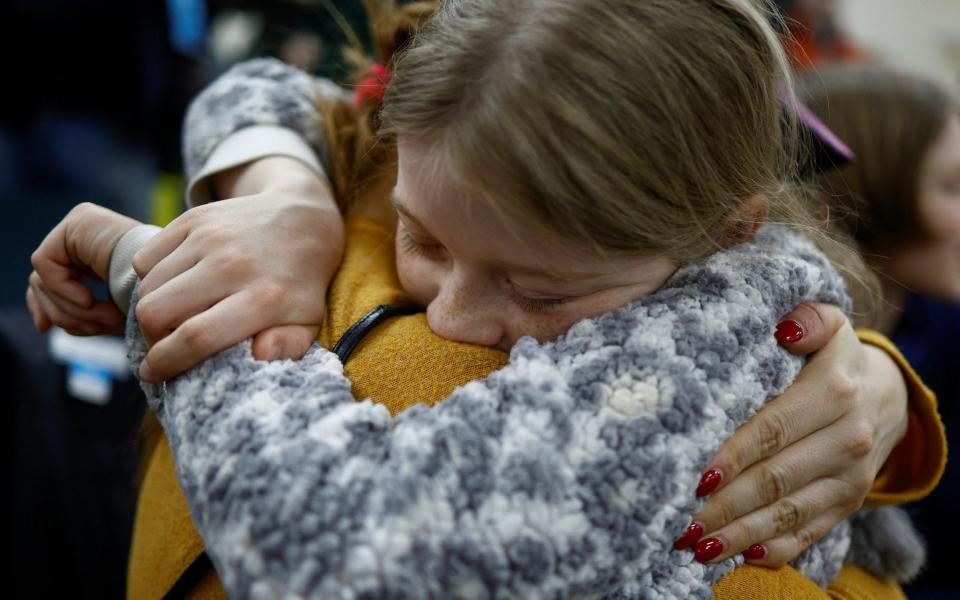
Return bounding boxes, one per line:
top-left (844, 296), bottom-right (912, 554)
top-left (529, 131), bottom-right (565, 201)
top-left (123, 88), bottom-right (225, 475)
top-left (797, 64), bottom-right (960, 253)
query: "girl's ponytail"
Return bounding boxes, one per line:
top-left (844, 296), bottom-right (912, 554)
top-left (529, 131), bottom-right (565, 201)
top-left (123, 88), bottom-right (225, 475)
top-left (318, 1), bottom-right (438, 209)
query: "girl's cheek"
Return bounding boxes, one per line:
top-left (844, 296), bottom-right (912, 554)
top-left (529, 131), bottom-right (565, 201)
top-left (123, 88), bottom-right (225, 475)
top-left (508, 298), bottom-right (617, 346)
top-left (395, 251), bottom-right (440, 307)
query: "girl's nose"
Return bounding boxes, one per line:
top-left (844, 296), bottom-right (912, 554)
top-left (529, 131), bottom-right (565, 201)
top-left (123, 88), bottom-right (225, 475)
top-left (425, 281), bottom-right (503, 347)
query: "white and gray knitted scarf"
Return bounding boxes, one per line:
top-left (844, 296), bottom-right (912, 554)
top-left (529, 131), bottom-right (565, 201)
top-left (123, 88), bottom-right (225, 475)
top-left (126, 223), bottom-right (923, 599)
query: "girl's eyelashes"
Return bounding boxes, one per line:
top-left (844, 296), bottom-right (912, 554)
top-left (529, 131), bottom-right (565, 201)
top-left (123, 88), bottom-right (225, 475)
top-left (508, 285), bottom-right (568, 314)
top-left (399, 225), bottom-right (569, 314)
top-left (399, 230), bottom-right (446, 259)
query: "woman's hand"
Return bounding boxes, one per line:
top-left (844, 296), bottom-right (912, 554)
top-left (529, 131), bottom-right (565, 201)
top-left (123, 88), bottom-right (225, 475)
top-left (673, 302), bottom-right (910, 566)
top-left (131, 156), bottom-right (345, 383)
top-left (26, 203), bottom-right (141, 337)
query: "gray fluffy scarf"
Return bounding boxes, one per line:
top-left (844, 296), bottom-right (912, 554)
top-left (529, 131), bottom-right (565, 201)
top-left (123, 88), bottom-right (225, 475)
top-left (127, 224), bottom-right (923, 599)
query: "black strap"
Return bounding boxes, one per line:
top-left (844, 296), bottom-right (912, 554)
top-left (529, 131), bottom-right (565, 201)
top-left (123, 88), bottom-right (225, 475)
top-left (332, 304), bottom-right (424, 362)
top-left (162, 550), bottom-right (212, 600)
top-left (163, 303), bottom-right (424, 597)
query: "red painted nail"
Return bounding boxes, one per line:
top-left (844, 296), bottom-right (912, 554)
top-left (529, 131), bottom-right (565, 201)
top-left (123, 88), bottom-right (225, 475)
top-left (774, 319), bottom-right (804, 344)
top-left (696, 469), bottom-right (723, 497)
top-left (673, 521), bottom-right (705, 550)
top-left (743, 544), bottom-right (766, 560)
top-left (694, 537), bottom-right (725, 563)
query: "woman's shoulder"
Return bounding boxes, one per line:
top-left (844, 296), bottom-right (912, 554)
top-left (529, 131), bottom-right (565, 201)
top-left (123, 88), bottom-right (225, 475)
top-left (894, 293), bottom-right (960, 399)
top-left (713, 563), bottom-right (906, 600)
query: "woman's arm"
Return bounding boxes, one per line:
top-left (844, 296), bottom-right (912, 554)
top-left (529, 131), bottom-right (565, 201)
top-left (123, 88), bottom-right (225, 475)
top-left (687, 306), bottom-right (944, 568)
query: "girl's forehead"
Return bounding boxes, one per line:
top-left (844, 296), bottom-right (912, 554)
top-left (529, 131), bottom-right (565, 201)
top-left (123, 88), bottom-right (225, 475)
top-left (394, 141), bottom-right (676, 288)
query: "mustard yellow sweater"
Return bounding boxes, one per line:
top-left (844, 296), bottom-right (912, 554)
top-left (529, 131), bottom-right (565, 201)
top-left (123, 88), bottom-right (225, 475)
top-left (126, 192), bottom-right (946, 599)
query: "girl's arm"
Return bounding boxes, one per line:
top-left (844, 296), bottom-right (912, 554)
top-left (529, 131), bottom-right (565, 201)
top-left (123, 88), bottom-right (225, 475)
top-left (180, 57), bottom-right (348, 208)
top-left (122, 227), bottom-right (871, 599)
top-left (114, 58), bottom-right (348, 381)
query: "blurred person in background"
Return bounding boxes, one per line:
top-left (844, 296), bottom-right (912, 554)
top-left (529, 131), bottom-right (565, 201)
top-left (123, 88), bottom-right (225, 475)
top-left (773, 0), bottom-right (868, 71)
top-left (1, 2), bottom-right (206, 597)
top-left (799, 63), bottom-right (960, 599)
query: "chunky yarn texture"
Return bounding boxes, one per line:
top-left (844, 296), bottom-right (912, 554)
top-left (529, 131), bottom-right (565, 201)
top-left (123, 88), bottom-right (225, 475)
top-left (126, 223), bottom-right (922, 599)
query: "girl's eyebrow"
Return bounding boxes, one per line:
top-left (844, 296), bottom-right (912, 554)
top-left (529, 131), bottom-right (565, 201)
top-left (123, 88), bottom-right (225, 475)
top-left (390, 195), bottom-right (431, 233)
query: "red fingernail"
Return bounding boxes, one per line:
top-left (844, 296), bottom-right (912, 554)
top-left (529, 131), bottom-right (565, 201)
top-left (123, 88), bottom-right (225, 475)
top-left (743, 544), bottom-right (766, 560)
top-left (694, 537), bottom-right (725, 563)
top-left (673, 521), bottom-right (705, 550)
top-left (774, 319), bottom-right (804, 343)
top-left (696, 468), bottom-right (723, 497)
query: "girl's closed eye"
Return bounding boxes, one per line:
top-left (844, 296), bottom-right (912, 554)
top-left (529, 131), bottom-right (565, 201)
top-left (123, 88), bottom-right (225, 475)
top-left (399, 229), bottom-right (446, 259)
top-left (400, 226), bottom-right (569, 313)
top-left (507, 284), bottom-right (569, 314)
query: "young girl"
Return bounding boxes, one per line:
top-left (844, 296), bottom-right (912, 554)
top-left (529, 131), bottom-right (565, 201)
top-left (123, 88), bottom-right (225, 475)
top-left (26, 0), bottom-right (941, 597)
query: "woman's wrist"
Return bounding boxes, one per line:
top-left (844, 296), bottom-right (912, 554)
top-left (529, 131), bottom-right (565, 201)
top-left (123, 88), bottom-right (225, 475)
top-left (861, 342), bottom-right (910, 468)
top-left (855, 327), bottom-right (947, 505)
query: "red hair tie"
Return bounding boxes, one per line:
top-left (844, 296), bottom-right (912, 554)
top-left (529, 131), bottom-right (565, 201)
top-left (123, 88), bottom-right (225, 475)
top-left (354, 63), bottom-right (391, 107)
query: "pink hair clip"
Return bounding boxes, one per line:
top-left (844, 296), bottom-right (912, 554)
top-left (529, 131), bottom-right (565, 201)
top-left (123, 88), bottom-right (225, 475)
top-left (354, 63), bottom-right (392, 107)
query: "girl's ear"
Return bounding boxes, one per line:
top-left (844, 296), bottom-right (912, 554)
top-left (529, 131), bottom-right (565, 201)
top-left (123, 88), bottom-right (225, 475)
top-left (722, 194), bottom-right (770, 246)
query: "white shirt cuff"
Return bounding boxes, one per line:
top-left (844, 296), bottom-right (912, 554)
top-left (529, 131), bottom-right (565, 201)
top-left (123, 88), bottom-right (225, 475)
top-left (185, 125), bottom-right (327, 208)
top-left (108, 224), bottom-right (162, 315)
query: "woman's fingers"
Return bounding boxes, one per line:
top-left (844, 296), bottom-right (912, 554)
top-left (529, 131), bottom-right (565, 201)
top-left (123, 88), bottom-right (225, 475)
top-left (251, 324), bottom-right (321, 361)
top-left (702, 308), bottom-right (863, 499)
top-left (692, 480), bottom-right (845, 564)
top-left (740, 507), bottom-right (852, 567)
top-left (699, 367), bottom-right (849, 501)
top-left (32, 287), bottom-right (85, 332)
top-left (693, 423), bottom-right (857, 536)
top-left (695, 436), bottom-right (872, 558)
top-left (775, 302), bottom-right (848, 356)
top-left (138, 288), bottom-right (280, 382)
top-left (676, 303), bottom-right (891, 566)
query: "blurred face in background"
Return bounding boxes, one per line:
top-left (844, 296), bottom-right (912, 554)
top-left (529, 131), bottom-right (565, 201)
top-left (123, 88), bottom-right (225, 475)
top-left (882, 115), bottom-right (960, 301)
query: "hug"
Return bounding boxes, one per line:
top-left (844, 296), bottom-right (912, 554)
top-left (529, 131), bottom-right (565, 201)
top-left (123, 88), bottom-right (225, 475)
top-left (25, 0), bottom-right (951, 597)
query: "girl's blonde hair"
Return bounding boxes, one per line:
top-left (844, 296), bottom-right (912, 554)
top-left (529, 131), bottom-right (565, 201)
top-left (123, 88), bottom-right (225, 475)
top-left (325, 0), bottom-right (872, 311)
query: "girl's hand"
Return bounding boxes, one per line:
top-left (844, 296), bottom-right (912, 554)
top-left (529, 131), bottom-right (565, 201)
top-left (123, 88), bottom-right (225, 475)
top-left (674, 302), bottom-right (910, 566)
top-left (132, 157), bottom-right (344, 383)
top-left (26, 203), bottom-right (141, 336)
